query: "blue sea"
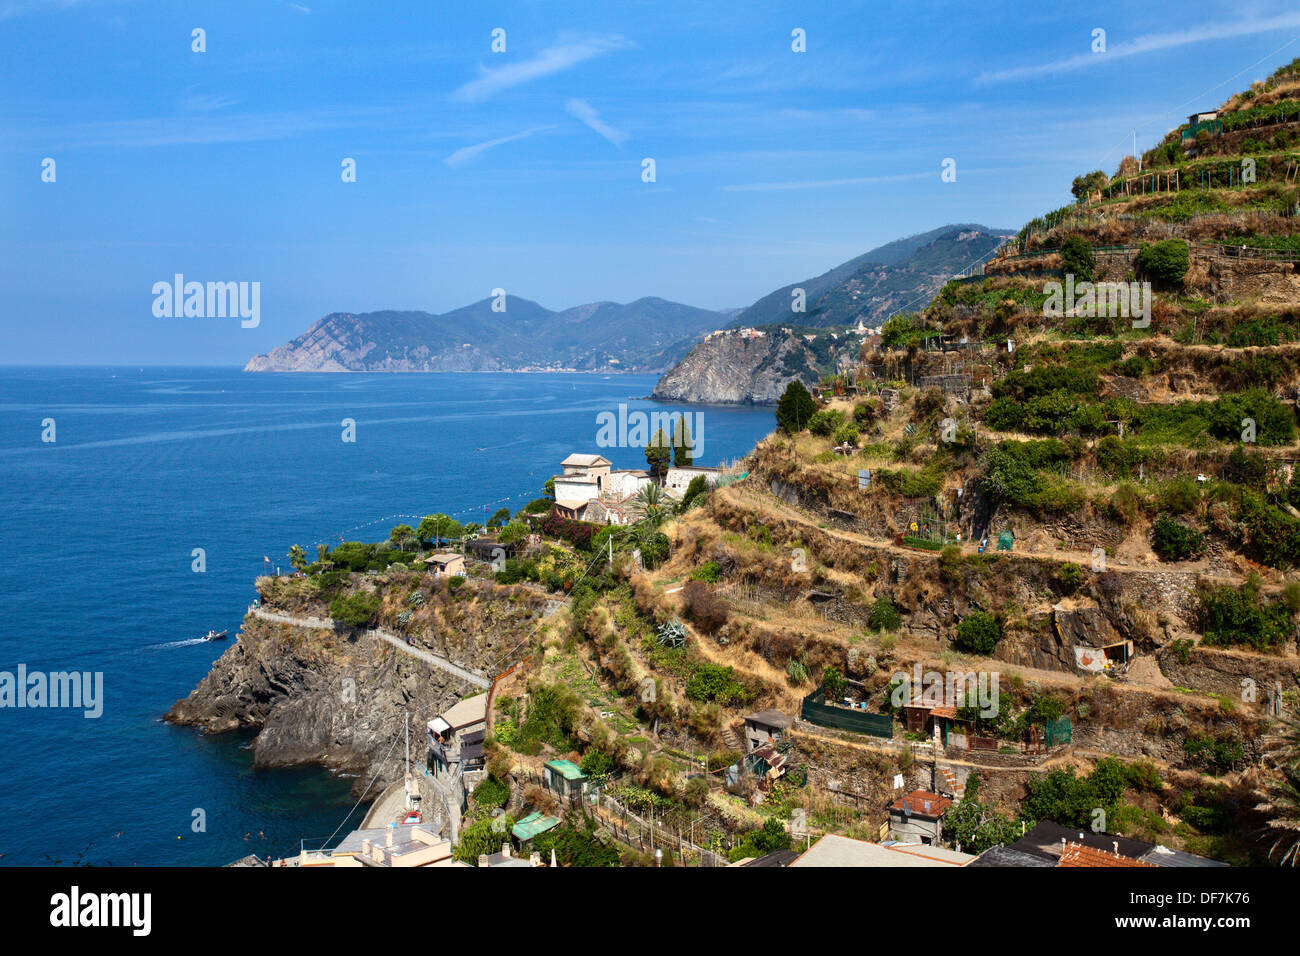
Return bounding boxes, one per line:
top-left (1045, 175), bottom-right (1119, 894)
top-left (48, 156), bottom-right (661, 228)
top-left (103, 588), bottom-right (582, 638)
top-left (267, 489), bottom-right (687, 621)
top-left (0, 367), bottom-right (774, 866)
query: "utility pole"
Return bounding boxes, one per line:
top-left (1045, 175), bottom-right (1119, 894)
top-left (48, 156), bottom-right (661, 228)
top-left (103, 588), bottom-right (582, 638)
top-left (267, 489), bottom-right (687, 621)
top-left (1134, 128), bottom-right (1140, 171)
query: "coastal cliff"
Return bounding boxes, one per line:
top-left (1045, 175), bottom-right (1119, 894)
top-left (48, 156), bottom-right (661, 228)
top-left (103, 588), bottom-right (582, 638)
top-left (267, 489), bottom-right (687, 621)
top-left (651, 327), bottom-right (862, 405)
top-left (167, 571), bottom-right (547, 789)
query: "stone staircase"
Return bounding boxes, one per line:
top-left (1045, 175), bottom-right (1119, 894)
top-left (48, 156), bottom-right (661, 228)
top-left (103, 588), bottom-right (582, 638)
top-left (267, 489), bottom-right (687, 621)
top-left (721, 724), bottom-right (743, 753)
top-left (939, 767), bottom-right (965, 801)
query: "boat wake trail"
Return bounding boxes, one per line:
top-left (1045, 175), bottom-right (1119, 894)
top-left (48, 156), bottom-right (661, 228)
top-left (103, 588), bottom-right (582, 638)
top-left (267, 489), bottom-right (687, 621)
top-left (147, 637), bottom-right (210, 650)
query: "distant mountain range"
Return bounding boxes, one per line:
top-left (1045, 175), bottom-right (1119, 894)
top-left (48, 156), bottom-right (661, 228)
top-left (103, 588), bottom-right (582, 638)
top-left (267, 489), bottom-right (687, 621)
top-left (244, 297), bottom-right (739, 373)
top-left (245, 223), bottom-right (1009, 375)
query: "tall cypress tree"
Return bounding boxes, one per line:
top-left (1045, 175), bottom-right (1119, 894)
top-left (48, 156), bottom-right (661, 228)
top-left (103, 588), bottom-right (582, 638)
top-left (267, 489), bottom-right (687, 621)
top-left (672, 416), bottom-right (694, 466)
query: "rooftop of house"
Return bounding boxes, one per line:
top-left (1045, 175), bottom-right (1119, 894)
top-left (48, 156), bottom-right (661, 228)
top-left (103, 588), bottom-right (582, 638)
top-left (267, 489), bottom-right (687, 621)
top-left (561, 454), bottom-right (611, 467)
top-left (744, 709), bottom-right (794, 729)
top-left (890, 790), bottom-right (953, 819)
top-left (1059, 842), bottom-right (1157, 868)
top-left (424, 552), bottom-right (462, 564)
top-left (545, 759), bottom-right (587, 781)
top-left (1008, 820), bottom-right (1158, 864)
top-left (791, 834), bottom-right (970, 867)
top-left (437, 693), bottom-right (487, 731)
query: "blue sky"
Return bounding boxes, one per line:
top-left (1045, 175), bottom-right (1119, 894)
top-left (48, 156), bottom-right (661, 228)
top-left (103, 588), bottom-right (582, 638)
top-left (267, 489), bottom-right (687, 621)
top-left (3, 0), bottom-right (1300, 364)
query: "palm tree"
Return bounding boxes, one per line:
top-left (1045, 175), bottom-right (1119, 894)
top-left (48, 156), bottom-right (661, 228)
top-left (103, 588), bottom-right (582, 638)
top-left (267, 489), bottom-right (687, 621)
top-left (1256, 713), bottom-right (1300, 865)
top-left (635, 483), bottom-right (666, 530)
top-left (1257, 765), bottom-right (1300, 866)
top-left (287, 545), bottom-right (308, 573)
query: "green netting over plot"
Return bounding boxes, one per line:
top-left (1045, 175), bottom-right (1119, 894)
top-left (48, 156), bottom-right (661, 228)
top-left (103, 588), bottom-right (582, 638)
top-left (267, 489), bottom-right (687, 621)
top-left (1044, 716), bottom-right (1072, 747)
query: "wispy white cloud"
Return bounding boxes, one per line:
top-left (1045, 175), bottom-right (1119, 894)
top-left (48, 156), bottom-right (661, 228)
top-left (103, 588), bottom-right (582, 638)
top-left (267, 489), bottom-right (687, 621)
top-left (443, 126), bottom-right (553, 168)
top-left (977, 12), bottom-right (1300, 84)
top-left (564, 98), bottom-right (627, 146)
top-left (287, 2), bottom-right (310, 13)
top-left (721, 171), bottom-right (933, 192)
top-left (450, 34), bottom-right (632, 102)
top-left (180, 93), bottom-right (241, 113)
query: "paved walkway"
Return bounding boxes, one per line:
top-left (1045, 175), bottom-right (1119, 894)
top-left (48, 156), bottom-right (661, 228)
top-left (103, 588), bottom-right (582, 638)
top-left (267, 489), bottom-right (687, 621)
top-left (247, 605), bottom-right (490, 689)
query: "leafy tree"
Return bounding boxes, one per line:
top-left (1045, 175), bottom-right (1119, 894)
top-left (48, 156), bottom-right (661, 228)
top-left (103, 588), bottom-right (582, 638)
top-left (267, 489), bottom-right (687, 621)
top-left (944, 800), bottom-right (1019, 853)
top-left (645, 428), bottom-right (671, 479)
top-left (389, 524), bottom-right (415, 552)
top-left (543, 477), bottom-right (555, 499)
top-left (776, 380), bottom-right (817, 433)
top-left (417, 513), bottom-right (462, 544)
top-left (1070, 169), bottom-right (1107, 201)
top-left (487, 508), bottom-right (511, 529)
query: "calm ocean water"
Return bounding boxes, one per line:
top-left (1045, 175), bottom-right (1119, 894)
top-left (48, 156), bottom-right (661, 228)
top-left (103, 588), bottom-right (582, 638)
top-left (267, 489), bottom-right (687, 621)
top-left (0, 367), bottom-right (774, 866)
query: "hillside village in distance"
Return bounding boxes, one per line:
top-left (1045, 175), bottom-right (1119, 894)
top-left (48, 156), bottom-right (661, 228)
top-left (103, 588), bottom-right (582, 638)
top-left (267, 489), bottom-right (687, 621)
top-left (180, 60), bottom-right (1300, 871)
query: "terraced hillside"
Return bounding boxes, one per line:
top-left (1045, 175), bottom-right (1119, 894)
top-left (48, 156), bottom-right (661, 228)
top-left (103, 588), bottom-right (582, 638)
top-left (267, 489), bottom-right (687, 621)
top-left (462, 64), bottom-right (1300, 867)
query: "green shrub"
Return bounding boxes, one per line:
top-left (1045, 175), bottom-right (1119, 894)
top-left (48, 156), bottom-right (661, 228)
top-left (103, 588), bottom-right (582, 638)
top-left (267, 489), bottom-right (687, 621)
top-left (328, 592), bottom-right (381, 628)
top-left (685, 663), bottom-right (755, 705)
top-left (833, 422), bottom-right (860, 446)
top-left (1151, 515), bottom-right (1204, 562)
top-left (473, 775), bottom-right (510, 811)
top-left (1183, 734), bottom-right (1244, 774)
top-left (690, 561), bottom-right (722, 583)
top-left (1198, 575), bottom-right (1292, 649)
top-left (868, 595), bottom-right (902, 632)
top-left (822, 665), bottom-right (847, 701)
top-left (1135, 239), bottom-right (1190, 286)
top-left (808, 409), bottom-right (845, 436)
top-left (955, 611), bottom-right (1001, 655)
top-left (1060, 235), bottom-right (1095, 283)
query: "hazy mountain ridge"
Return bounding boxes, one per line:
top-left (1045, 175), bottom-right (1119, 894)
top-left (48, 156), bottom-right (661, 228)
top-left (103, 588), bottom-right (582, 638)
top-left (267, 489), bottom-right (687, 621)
top-left (652, 225), bottom-right (1013, 404)
top-left (245, 296), bottom-right (733, 373)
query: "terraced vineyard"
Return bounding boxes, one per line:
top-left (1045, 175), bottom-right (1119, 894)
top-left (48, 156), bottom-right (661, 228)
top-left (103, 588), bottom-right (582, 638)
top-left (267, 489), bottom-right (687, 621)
top-left (485, 60), bottom-right (1300, 867)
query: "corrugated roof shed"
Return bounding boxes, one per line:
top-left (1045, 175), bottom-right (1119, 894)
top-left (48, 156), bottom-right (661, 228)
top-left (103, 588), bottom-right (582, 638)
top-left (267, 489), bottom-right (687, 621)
top-left (545, 759), bottom-right (587, 781)
top-left (1139, 845), bottom-right (1229, 868)
top-left (512, 811), bottom-right (561, 842)
top-left (967, 846), bottom-right (1055, 868)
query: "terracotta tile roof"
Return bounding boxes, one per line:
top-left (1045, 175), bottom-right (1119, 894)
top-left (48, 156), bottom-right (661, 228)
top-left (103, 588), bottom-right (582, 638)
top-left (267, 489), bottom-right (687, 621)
top-left (1058, 842), bottom-right (1157, 868)
top-left (890, 790), bottom-right (953, 818)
